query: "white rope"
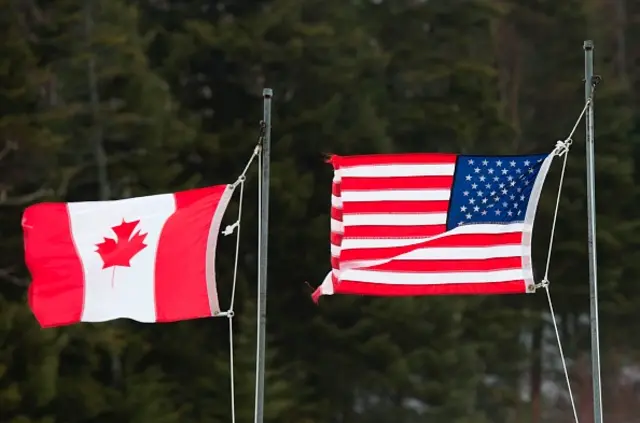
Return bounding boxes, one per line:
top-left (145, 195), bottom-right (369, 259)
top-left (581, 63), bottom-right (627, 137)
top-left (536, 97), bottom-right (592, 423)
top-left (216, 144), bottom-right (260, 423)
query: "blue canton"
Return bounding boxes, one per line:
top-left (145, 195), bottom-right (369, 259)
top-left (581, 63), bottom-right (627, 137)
top-left (446, 154), bottom-right (549, 230)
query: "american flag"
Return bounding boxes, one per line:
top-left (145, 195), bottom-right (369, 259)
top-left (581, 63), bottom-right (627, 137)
top-left (312, 151), bottom-right (555, 301)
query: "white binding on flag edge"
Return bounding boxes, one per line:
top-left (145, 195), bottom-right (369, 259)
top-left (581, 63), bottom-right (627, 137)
top-left (521, 153), bottom-right (555, 292)
top-left (206, 184), bottom-right (236, 315)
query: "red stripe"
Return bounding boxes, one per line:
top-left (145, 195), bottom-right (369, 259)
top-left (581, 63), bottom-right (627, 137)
top-left (331, 256), bottom-right (340, 270)
top-left (340, 232), bottom-right (522, 262)
top-left (344, 224), bottom-right (446, 239)
top-left (155, 185), bottom-right (230, 322)
top-left (343, 200), bottom-right (450, 214)
top-left (23, 203), bottom-right (85, 328)
top-left (331, 207), bottom-right (343, 220)
top-left (341, 176), bottom-right (454, 191)
top-left (330, 232), bottom-right (343, 246)
top-left (365, 257), bottom-right (522, 273)
top-left (334, 280), bottom-right (527, 296)
top-left (332, 183), bottom-right (341, 196)
top-left (332, 153), bottom-right (458, 167)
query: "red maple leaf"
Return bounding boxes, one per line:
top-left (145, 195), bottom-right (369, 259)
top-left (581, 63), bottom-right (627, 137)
top-left (95, 219), bottom-right (148, 274)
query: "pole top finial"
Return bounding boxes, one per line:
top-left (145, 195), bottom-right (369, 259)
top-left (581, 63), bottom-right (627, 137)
top-left (584, 40), bottom-right (594, 50)
top-left (263, 88), bottom-right (273, 98)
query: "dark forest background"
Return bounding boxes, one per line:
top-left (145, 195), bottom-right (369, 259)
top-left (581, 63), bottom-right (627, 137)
top-left (1, 0), bottom-right (639, 422)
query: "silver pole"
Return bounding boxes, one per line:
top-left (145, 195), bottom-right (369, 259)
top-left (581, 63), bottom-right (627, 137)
top-left (583, 40), bottom-right (604, 423)
top-left (254, 88), bottom-right (272, 423)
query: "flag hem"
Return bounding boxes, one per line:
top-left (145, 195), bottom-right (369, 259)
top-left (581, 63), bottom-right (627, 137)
top-left (521, 153), bottom-right (556, 293)
top-left (205, 184), bottom-right (236, 315)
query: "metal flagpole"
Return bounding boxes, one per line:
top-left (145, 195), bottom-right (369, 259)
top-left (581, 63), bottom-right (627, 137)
top-left (583, 40), bottom-right (604, 423)
top-left (254, 88), bottom-right (272, 423)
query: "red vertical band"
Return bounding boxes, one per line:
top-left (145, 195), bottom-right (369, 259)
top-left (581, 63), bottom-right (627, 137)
top-left (23, 203), bottom-right (85, 328)
top-left (154, 185), bottom-right (231, 322)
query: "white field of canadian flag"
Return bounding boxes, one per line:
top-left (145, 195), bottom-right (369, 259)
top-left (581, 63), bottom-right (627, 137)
top-left (22, 184), bottom-right (234, 328)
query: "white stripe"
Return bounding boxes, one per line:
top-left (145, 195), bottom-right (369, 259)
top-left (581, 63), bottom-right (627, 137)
top-left (340, 164), bottom-right (456, 178)
top-left (331, 218), bottom-right (343, 233)
top-left (343, 212), bottom-right (447, 227)
top-left (69, 193), bottom-right (177, 323)
top-left (342, 189), bottom-right (451, 202)
top-left (343, 245), bottom-right (523, 263)
top-left (331, 243), bottom-right (340, 257)
top-left (341, 223), bottom-right (526, 249)
top-left (317, 271), bottom-right (335, 295)
top-left (340, 268), bottom-right (524, 285)
top-left (331, 195), bottom-right (342, 208)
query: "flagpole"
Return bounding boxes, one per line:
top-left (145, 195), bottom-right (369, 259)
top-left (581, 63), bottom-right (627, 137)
top-left (583, 40), bottom-right (604, 423)
top-left (254, 88), bottom-right (272, 423)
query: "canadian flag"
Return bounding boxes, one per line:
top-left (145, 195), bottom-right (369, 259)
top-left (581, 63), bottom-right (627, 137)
top-left (22, 184), bottom-right (235, 328)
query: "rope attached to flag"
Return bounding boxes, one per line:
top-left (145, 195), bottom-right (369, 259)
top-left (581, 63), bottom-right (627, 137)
top-left (216, 143), bottom-right (261, 423)
top-left (538, 93), bottom-right (594, 423)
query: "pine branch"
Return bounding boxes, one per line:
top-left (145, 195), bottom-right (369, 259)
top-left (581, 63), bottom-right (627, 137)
top-left (0, 186), bottom-right (54, 206)
top-left (0, 140), bottom-right (17, 162)
top-left (0, 267), bottom-right (29, 287)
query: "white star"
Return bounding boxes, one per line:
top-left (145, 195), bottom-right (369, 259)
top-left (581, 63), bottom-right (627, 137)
top-left (520, 195), bottom-right (525, 201)
top-left (460, 206), bottom-right (467, 212)
top-left (528, 168), bottom-right (534, 174)
top-left (481, 210), bottom-right (487, 215)
top-left (458, 221), bottom-right (464, 226)
top-left (510, 181), bottom-right (516, 187)
top-left (468, 159), bottom-right (474, 165)
top-left (507, 210), bottom-right (513, 216)
top-left (490, 191), bottom-right (496, 196)
top-left (502, 201), bottom-right (508, 207)
top-left (510, 160), bottom-right (516, 167)
top-left (477, 190), bottom-right (484, 197)
top-left (463, 190), bottom-right (470, 196)
top-left (507, 176), bottom-right (514, 181)
top-left (465, 213), bottom-right (472, 219)
top-left (479, 176), bottom-right (486, 182)
top-left (488, 168), bottom-right (494, 174)
top-left (471, 183), bottom-right (478, 189)
top-left (496, 160), bottom-right (503, 167)
top-left (501, 189), bottom-right (508, 195)
top-left (524, 160), bottom-right (530, 166)
top-left (485, 183), bottom-right (491, 189)
top-left (466, 174), bottom-right (472, 180)
top-left (493, 176), bottom-right (499, 182)
top-left (509, 195), bottom-right (515, 200)
top-left (493, 196), bottom-right (500, 202)
top-left (482, 160), bottom-right (488, 166)
top-left (469, 198), bottom-right (475, 204)
top-left (498, 183), bottom-right (505, 189)
top-left (515, 168), bottom-right (522, 174)
top-left (524, 180), bottom-right (530, 186)
top-left (501, 169), bottom-right (508, 175)
top-left (481, 198), bottom-right (488, 204)
top-left (473, 206), bottom-right (480, 212)
top-left (474, 167), bottom-right (481, 173)
top-left (513, 203), bottom-right (518, 209)
top-left (495, 209), bottom-right (502, 215)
